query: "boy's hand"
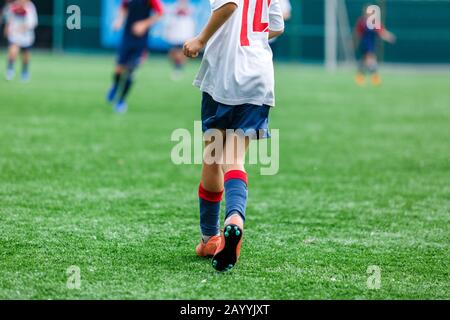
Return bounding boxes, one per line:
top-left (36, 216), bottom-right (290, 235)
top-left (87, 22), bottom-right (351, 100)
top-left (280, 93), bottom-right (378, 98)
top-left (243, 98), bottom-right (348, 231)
top-left (183, 2), bottom-right (237, 58)
top-left (132, 20), bottom-right (150, 37)
top-left (386, 33), bottom-right (397, 44)
top-left (183, 37), bottom-right (206, 58)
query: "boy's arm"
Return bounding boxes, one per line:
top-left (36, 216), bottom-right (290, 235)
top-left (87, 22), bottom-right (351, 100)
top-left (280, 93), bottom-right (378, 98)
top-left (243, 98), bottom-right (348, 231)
top-left (113, 2), bottom-right (128, 31)
top-left (132, 0), bottom-right (164, 37)
top-left (380, 28), bottom-right (396, 44)
top-left (269, 30), bottom-right (283, 40)
top-left (268, 0), bottom-right (285, 40)
top-left (184, 2), bottom-right (238, 58)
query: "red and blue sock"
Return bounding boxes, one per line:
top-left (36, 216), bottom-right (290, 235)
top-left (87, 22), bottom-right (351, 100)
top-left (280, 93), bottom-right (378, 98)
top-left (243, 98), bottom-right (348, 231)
top-left (199, 184), bottom-right (223, 237)
top-left (224, 170), bottom-right (248, 222)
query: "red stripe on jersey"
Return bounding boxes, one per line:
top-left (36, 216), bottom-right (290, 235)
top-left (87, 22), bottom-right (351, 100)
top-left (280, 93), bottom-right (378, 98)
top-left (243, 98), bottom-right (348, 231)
top-left (253, 0), bottom-right (269, 32)
top-left (240, 0), bottom-right (250, 46)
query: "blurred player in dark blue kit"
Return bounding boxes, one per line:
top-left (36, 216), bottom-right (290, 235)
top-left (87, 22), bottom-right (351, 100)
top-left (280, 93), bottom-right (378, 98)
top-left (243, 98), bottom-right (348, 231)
top-left (354, 5), bottom-right (395, 86)
top-left (107, 0), bottom-right (164, 113)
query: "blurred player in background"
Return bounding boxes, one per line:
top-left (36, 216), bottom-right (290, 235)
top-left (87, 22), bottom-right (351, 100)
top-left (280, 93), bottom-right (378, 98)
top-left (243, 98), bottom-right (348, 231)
top-left (164, 0), bottom-right (195, 81)
top-left (280, 0), bottom-right (292, 21)
top-left (107, 0), bottom-right (164, 113)
top-left (354, 5), bottom-right (396, 86)
top-left (184, 0), bottom-right (284, 272)
top-left (4, 0), bottom-right (37, 82)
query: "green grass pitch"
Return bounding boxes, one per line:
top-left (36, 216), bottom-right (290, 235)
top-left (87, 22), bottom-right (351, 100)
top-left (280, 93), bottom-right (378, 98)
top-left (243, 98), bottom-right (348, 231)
top-left (0, 53), bottom-right (448, 299)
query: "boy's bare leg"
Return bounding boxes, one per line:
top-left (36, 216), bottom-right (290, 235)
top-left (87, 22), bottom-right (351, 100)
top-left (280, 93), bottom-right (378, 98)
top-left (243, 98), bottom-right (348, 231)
top-left (202, 136), bottom-right (225, 192)
top-left (6, 44), bottom-right (19, 80)
top-left (22, 49), bottom-right (30, 65)
top-left (212, 133), bottom-right (249, 271)
top-left (8, 44), bottom-right (19, 62)
top-left (365, 53), bottom-right (381, 85)
top-left (169, 48), bottom-right (187, 80)
top-left (21, 49), bottom-right (31, 80)
top-left (222, 132), bottom-right (249, 225)
top-left (222, 133), bottom-right (249, 173)
top-left (201, 162), bottom-right (224, 193)
top-left (115, 64), bottom-right (126, 75)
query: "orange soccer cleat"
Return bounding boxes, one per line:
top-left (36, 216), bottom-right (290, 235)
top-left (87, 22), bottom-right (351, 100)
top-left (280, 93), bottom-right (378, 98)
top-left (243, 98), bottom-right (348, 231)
top-left (355, 72), bottom-right (366, 86)
top-left (212, 215), bottom-right (244, 272)
top-left (196, 236), bottom-right (222, 258)
top-left (371, 73), bottom-right (382, 86)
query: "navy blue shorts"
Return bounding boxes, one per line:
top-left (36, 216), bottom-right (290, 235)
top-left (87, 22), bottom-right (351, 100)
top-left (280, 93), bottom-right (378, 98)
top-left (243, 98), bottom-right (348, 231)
top-left (201, 92), bottom-right (271, 140)
top-left (360, 43), bottom-right (376, 55)
top-left (117, 44), bottom-right (146, 70)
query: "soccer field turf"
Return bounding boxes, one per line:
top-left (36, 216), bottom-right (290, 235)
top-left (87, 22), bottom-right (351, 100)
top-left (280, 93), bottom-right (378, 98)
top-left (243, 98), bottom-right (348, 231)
top-left (0, 53), bottom-right (448, 299)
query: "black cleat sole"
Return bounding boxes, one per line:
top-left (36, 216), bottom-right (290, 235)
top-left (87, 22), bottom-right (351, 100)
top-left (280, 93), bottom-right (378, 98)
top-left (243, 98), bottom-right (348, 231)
top-left (212, 224), bottom-right (243, 272)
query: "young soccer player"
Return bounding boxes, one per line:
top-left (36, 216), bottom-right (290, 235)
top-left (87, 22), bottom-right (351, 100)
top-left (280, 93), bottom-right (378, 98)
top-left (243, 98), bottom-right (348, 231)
top-left (164, 0), bottom-right (195, 80)
top-left (107, 0), bottom-right (164, 113)
top-left (354, 5), bottom-right (396, 86)
top-left (184, 0), bottom-right (284, 272)
top-left (4, 0), bottom-right (37, 82)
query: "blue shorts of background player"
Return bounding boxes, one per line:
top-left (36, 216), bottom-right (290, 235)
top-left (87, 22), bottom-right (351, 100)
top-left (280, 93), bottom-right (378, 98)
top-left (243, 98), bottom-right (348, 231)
top-left (360, 40), bottom-right (376, 56)
top-left (201, 92), bottom-right (271, 140)
top-left (117, 44), bottom-right (147, 71)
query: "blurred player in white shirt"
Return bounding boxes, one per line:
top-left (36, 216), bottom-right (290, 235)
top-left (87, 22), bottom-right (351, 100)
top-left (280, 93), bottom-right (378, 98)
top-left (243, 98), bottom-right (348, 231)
top-left (165, 0), bottom-right (195, 80)
top-left (279, 0), bottom-right (291, 20)
top-left (4, 0), bottom-right (37, 82)
top-left (183, 0), bottom-right (284, 272)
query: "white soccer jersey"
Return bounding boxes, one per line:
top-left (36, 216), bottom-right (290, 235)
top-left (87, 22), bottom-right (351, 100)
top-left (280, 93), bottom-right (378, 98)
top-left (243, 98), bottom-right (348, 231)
top-left (6, 1), bottom-right (38, 48)
top-left (193, 0), bottom-right (284, 107)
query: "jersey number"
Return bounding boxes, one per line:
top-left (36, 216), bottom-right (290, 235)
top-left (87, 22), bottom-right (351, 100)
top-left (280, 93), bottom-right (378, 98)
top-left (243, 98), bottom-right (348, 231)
top-left (240, 0), bottom-right (271, 46)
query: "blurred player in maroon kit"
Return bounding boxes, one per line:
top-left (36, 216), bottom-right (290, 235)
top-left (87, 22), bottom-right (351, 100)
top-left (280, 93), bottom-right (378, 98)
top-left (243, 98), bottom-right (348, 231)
top-left (354, 5), bottom-right (396, 86)
top-left (107, 0), bottom-right (164, 113)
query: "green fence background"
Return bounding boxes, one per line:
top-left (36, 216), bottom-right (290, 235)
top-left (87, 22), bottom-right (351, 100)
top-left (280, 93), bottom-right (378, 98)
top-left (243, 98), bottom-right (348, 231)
top-left (1, 0), bottom-right (450, 63)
